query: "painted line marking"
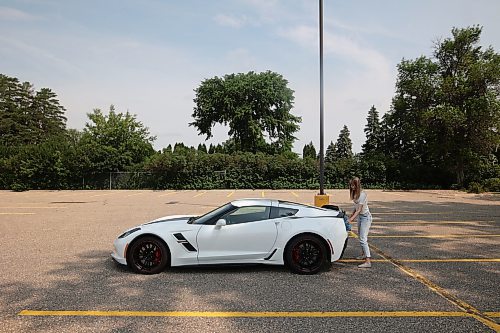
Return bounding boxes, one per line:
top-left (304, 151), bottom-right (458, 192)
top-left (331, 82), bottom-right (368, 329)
top-left (370, 235), bottom-right (500, 238)
top-left (227, 191), bottom-right (235, 198)
top-left (193, 191), bottom-right (206, 198)
top-left (0, 207), bottom-right (66, 209)
top-left (261, 191), bottom-right (265, 198)
top-left (368, 243), bottom-right (500, 331)
top-left (126, 192), bottom-right (144, 197)
top-left (290, 191), bottom-right (299, 198)
top-left (374, 221), bottom-right (497, 225)
top-left (339, 259), bottom-right (500, 263)
top-left (373, 212), bottom-right (458, 215)
top-left (0, 212), bottom-right (35, 215)
top-left (89, 193), bottom-right (113, 198)
top-left (158, 191), bottom-right (176, 197)
top-left (18, 310), bottom-right (489, 318)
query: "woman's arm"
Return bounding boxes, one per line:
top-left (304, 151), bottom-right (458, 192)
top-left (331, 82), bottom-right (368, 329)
top-left (349, 205), bottom-right (362, 224)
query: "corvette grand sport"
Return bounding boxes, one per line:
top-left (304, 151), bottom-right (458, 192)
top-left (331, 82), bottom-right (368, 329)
top-left (112, 199), bottom-right (348, 275)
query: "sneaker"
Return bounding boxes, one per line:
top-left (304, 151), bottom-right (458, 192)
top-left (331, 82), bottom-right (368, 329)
top-left (356, 255), bottom-right (366, 260)
top-left (358, 262), bottom-right (372, 268)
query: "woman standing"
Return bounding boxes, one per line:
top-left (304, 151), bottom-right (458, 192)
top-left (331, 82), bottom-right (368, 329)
top-left (348, 177), bottom-right (372, 268)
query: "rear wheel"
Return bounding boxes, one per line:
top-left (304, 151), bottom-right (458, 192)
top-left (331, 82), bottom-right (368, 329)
top-left (127, 236), bottom-right (169, 274)
top-left (285, 235), bottom-right (327, 275)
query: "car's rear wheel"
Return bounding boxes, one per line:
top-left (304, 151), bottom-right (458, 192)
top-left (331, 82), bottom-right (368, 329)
top-left (127, 236), bottom-right (169, 274)
top-left (285, 235), bottom-right (327, 275)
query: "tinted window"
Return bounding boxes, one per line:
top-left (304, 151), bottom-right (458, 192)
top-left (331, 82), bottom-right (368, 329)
top-left (193, 203), bottom-right (235, 224)
top-left (222, 206), bottom-right (271, 225)
top-left (270, 207), bottom-right (298, 219)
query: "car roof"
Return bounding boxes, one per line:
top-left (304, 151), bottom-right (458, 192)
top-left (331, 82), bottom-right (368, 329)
top-left (231, 198), bottom-right (277, 207)
top-left (230, 198), bottom-right (322, 210)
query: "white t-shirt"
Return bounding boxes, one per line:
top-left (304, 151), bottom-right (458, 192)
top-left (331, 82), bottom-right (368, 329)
top-left (353, 191), bottom-right (370, 215)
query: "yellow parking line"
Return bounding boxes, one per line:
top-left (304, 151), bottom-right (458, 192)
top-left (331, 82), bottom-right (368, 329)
top-left (18, 310), bottom-right (478, 318)
top-left (373, 212), bottom-right (451, 215)
top-left (227, 191), bottom-right (235, 198)
top-left (89, 193), bottom-right (113, 198)
top-left (370, 235), bottom-right (500, 238)
top-left (0, 207), bottom-right (66, 209)
top-left (485, 312), bottom-right (500, 317)
top-left (261, 191), bottom-right (265, 198)
top-left (0, 212), bottom-right (35, 215)
top-left (290, 191), bottom-right (299, 198)
top-left (368, 243), bottom-right (500, 331)
top-left (127, 192), bottom-right (144, 197)
top-left (158, 191), bottom-right (176, 197)
top-left (193, 191), bottom-right (206, 198)
top-left (339, 259), bottom-right (500, 263)
top-left (374, 221), bottom-right (497, 225)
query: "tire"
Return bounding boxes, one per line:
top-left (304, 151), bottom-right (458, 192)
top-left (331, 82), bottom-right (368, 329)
top-left (127, 236), bottom-right (169, 274)
top-left (285, 235), bottom-right (327, 275)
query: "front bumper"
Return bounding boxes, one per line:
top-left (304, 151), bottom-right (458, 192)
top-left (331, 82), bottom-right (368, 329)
top-left (111, 238), bottom-right (128, 265)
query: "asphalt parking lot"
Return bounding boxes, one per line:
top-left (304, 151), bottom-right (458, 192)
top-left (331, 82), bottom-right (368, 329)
top-left (0, 189), bottom-right (498, 332)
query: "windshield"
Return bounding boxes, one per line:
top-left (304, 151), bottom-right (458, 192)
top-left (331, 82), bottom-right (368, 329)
top-left (191, 203), bottom-right (235, 225)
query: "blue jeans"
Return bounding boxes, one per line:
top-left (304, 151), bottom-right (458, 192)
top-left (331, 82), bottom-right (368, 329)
top-left (357, 212), bottom-right (372, 258)
top-left (342, 214), bottom-right (352, 231)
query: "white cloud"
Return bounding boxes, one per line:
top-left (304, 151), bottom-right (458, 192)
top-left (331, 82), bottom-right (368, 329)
top-left (0, 6), bottom-right (38, 21)
top-left (224, 48), bottom-right (258, 71)
top-left (0, 35), bottom-right (83, 76)
top-left (213, 14), bottom-right (248, 28)
top-left (277, 24), bottom-right (395, 153)
top-left (279, 25), bottom-right (391, 76)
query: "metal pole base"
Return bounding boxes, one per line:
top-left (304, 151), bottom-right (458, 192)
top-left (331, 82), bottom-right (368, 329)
top-left (314, 194), bottom-right (330, 207)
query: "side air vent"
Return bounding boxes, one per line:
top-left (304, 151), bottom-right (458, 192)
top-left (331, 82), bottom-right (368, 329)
top-left (173, 233), bottom-right (197, 252)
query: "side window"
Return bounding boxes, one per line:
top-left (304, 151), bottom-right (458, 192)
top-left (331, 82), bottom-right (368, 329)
top-left (222, 206), bottom-right (271, 225)
top-left (270, 207), bottom-right (299, 219)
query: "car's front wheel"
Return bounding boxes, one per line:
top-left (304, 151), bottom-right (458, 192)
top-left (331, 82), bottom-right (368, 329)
top-left (285, 235), bottom-right (327, 275)
top-left (127, 236), bottom-right (169, 274)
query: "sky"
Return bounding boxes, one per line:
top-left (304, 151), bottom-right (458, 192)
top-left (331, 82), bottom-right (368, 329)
top-left (1, 0), bottom-right (499, 154)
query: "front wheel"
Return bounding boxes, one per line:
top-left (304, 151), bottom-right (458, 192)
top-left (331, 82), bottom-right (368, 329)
top-left (127, 236), bottom-right (169, 274)
top-left (285, 235), bottom-right (327, 275)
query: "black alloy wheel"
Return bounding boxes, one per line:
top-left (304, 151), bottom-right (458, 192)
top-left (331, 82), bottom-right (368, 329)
top-left (285, 235), bottom-right (327, 275)
top-left (127, 236), bottom-right (169, 274)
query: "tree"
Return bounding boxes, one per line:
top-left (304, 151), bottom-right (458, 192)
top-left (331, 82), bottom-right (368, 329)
top-left (197, 143), bottom-right (207, 154)
top-left (384, 26), bottom-right (500, 186)
top-left (333, 125), bottom-right (353, 160)
top-left (0, 74), bottom-right (66, 145)
top-left (81, 105), bottom-right (156, 172)
top-left (190, 71), bottom-right (301, 153)
top-left (302, 141), bottom-right (316, 159)
top-left (325, 141), bottom-right (336, 163)
top-left (362, 105), bottom-right (382, 155)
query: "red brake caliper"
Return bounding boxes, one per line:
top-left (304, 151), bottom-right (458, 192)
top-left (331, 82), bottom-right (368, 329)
top-left (154, 249), bottom-right (161, 264)
top-left (292, 246), bottom-right (301, 262)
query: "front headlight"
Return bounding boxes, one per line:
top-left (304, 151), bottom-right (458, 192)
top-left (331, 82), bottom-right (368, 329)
top-left (118, 227), bottom-right (141, 239)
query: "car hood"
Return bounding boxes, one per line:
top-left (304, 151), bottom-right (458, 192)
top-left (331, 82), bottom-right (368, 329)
top-left (142, 214), bottom-right (197, 226)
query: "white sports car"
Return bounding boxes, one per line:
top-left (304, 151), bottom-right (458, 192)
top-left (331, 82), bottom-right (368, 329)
top-left (112, 199), bottom-right (348, 275)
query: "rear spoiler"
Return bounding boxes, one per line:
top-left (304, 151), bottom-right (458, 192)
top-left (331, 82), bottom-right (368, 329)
top-left (322, 204), bottom-right (346, 219)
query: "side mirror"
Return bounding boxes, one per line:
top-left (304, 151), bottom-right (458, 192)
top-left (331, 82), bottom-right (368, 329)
top-left (215, 219), bottom-right (227, 226)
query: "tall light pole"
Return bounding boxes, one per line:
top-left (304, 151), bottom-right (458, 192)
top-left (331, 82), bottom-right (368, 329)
top-left (319, 0), bottom-right (325, 195)
top-left (314, 0), bottom-right (329, 207)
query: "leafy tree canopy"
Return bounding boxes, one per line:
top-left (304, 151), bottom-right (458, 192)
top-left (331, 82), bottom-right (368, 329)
top-left (383, 26), bottom-right (500, 185)
top-left (81, 105), bottom-right (156, 171)
top-left (190, 71), bottom-right (301, 154)
top-left (0, 74), bottom-right (66, 146)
